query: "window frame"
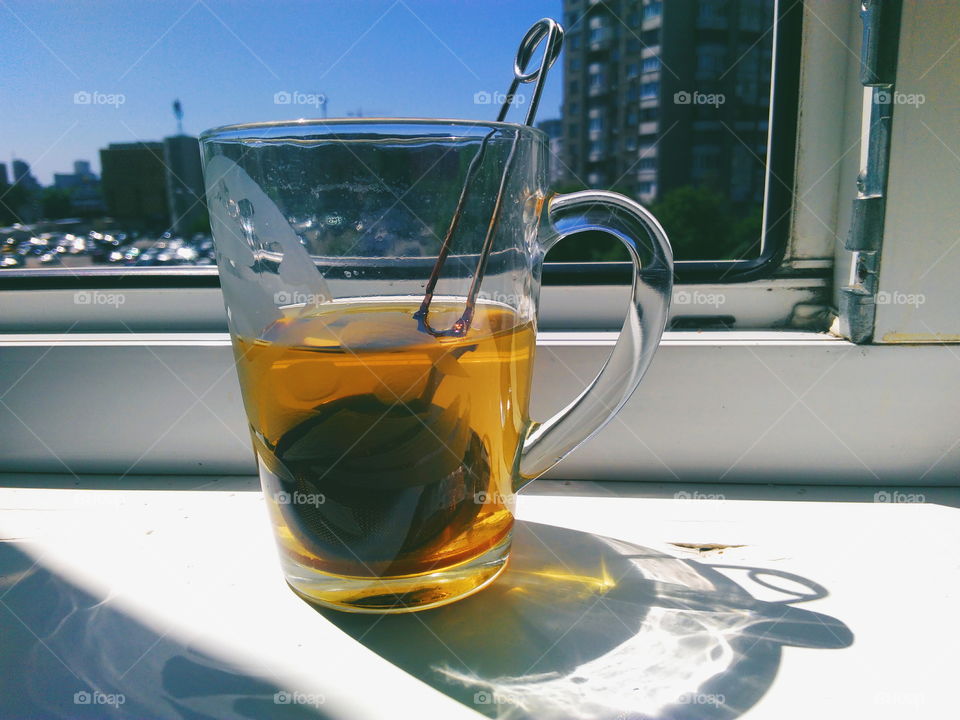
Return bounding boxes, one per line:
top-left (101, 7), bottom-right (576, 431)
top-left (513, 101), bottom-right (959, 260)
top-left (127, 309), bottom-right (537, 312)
top-left (3, 327), bottom-right (958, 482)
top-left (0, 0), bottom-right (802, 293)
top-left (7, 2), bottom-right (960, 484)
top-left (544, 0), bottom-right (803, 285)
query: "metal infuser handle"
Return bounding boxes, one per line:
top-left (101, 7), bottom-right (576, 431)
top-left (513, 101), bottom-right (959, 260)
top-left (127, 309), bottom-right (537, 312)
top-left (498, 18), bottom-right (564, 125)
top-left (414, 18), bottom-right (564, 338)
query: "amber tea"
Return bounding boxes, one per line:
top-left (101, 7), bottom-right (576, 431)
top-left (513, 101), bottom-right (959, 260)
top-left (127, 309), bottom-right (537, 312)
top-left (233, 299), bottom-right (535, 608)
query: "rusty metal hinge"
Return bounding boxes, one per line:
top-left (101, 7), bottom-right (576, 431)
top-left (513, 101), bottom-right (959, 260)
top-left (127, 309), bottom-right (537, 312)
top-left (839, 0), bottom-right (903, 344)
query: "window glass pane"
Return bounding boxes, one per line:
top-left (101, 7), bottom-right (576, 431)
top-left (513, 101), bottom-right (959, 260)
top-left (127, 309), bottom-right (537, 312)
top-left (2, 1), bottom-right (789, 274)
top-left (552, 0), bottom-right (782, 262)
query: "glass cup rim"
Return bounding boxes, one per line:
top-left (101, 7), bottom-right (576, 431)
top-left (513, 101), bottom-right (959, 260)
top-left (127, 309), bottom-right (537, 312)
top-left (199, 117), bottom-right (546, 143)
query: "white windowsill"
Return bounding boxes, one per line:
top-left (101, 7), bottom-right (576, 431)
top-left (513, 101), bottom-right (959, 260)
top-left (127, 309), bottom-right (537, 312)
top-left (2, 329), bottom-right (959, 482)
top-left (1, 475), bottom-right (956, 718)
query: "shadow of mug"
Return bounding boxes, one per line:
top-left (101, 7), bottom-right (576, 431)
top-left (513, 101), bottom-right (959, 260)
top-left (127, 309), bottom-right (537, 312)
top-left (319, 520), bottom-right (853, 719)
top-left (0, 542), bottom-right (330, 719)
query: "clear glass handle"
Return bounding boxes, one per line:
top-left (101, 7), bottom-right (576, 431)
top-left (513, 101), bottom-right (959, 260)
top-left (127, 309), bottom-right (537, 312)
top-left (519, 190), bottom-right (674, 481)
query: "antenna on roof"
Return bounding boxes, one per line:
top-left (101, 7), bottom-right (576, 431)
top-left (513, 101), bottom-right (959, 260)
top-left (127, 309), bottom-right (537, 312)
top-left (173, 99), bottom-right (184, 135)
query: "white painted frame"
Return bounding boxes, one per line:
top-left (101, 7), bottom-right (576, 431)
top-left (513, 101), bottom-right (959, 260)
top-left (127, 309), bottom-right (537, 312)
top-left (3, 2), bottom-right (959, 484)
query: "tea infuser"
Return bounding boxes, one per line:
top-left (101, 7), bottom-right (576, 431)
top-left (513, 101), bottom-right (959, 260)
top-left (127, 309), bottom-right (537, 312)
top-left (414, 18), bottom-right (564, 338)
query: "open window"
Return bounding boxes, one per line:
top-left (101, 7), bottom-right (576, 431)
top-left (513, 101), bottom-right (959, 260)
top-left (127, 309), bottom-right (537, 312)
top-left (2, 1), bottom-right (959, 483)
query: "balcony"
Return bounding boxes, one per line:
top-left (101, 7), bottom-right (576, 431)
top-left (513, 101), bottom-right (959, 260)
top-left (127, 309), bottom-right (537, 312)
top-left (639, 121), bottom-right (659, 136)
top-left (587, 25), bottom-right (611, 52)
top-left (588, 82), bottom-right (608, 97)
top-left (637, 183), bottom-right (657, 202)
top-left (642, 14), bottom-right (662, 31)
top-left (588, 37), bottom-right (611, 52)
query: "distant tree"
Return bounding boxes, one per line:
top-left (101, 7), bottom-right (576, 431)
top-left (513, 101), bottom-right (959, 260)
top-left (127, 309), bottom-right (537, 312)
top-left (729, 206), bottom-right (764, 260)
top-left (543, 228), bottom-right (629, 262)
top-left (40, 187), bottom-right (72, 220)
top-left (539, 183), bottom-right (763, 263)
top-left (650, 186), bottom-right (737, 261)
top-left (541, 178), bottom-right (630, 261)
top-left (0, 183), bottom-right (31, 224)
top-left (548, 179), bottom-right (587, 195)
top-left (188, 210), bottom-right (211, 235)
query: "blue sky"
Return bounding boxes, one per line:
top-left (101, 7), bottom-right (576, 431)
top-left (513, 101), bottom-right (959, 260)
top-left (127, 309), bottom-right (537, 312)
top-left (1, 0), bottom-right (563, 185)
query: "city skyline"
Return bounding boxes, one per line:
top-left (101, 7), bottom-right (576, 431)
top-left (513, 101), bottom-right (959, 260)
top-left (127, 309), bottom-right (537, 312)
top-left (562, 0), bottom-right (773, 203)
top-left (2, 0), bottom-right (563, 186)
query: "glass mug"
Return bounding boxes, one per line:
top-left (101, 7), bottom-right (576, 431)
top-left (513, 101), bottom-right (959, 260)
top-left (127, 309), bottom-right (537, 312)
top-left (200, 119), bottom-right (672, 613)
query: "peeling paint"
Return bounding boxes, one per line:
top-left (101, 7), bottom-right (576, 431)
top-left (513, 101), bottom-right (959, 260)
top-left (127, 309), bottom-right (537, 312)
top-left (788, 302), bottom-right (833, 330)
top-left (880, 332), bottom-right (960, 344)
top-left (669, 542), bottom-right (747, 555)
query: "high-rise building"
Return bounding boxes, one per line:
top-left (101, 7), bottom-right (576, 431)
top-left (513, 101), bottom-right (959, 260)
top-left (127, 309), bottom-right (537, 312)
top-left (536, 118), bottom-right (568, 186)
top-left (6, 159), bottom-right (41, 222)
top-left (163, 135), bottom-right (206, 235)
top-left (0, 163), bottom-right (8, 187)
top-left (562, 0), bottom-right (773, 207)
top-left (54, 173), bottom-right (81, 190)
top-left (55, 159), bottom-right (98, 189)
top-left (11, 159), bottom-right (40, 191)
top-left (69, 183), bottom-right (106, 214)
top-left (99, 142), bottom-right (168, 228)
top-left (53, 160), bottom-right (103, 215)
top-left (12, 160), bottom-right (28, 182)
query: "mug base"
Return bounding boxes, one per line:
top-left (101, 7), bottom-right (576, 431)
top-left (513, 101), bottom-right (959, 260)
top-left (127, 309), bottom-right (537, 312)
top-left (281, 534), bottom-right (512, 614)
